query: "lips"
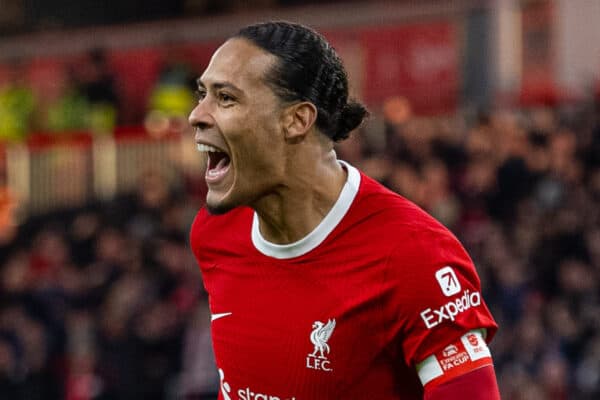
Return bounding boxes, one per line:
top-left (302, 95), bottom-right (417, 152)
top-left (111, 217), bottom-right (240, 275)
top-left (196, 143), bottom-right (231, 184)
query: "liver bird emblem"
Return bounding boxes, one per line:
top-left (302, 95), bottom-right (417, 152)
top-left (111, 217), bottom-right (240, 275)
top-left (310, 319), bottom-right (336, 358)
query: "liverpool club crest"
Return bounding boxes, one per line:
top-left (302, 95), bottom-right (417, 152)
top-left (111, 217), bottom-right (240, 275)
top-left (306, 318), bottom-right (336, 372)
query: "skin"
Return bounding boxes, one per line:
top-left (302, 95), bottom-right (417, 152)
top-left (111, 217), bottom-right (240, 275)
top-left (189, 38), bottom-right (347, 244)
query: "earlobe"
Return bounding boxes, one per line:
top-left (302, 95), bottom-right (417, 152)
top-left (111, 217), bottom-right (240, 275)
top-left (283, 102), bottom-right (317, 142)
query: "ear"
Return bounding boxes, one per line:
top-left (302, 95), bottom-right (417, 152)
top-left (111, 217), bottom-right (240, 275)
top-left (282, 102), bottom-right (317, 143)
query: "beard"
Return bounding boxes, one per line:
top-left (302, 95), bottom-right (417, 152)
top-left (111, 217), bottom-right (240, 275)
top-left (205, 203), bottom-right (236, 215)
top-left (205, 197), bottom-right (237, 215)
top-left (204, 184), bottom-right (239, 215)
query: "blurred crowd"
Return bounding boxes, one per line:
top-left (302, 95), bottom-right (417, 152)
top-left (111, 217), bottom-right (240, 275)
top-left (0, 47), bottom-right (198, 142)
top-left (1, 171), bottom-right (218, 399)
top-left (2, 86), bottom-right (600, 399)
top-left (336, 97), bottom-right (600, 399)
top-left (0, 49), bottom-right (120, 142)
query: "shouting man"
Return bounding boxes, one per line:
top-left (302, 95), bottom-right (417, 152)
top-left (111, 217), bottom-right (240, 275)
top-left (189, 21), bottom-right (500, 399)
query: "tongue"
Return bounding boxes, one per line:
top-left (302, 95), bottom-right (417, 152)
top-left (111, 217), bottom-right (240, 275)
top-left (211, 154), bottom-right (230, 171)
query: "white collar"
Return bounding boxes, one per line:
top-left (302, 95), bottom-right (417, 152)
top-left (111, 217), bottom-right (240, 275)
top-left (251, 160), bottom-right (360, 259)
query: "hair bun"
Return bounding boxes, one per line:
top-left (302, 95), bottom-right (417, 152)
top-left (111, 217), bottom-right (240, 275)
top-left (332, 100), bottom-right (369, 141)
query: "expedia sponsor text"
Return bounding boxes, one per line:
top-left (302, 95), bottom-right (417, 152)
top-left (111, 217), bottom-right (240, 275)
top-left (420, 290), bottom-right (481, 329)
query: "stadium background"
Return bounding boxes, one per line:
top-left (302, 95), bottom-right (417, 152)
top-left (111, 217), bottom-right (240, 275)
top-left (1, 0), bottom-right (599, 398)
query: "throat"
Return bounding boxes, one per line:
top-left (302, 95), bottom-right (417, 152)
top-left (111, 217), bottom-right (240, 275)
top-left (256, 213), bottom-right (317, 245)
top-left (253, 159), bottom-right (350, 244)
top-left (254, 194), bottom-right (333, 245)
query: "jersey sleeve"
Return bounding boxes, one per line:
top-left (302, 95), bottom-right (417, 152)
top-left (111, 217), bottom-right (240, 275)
top-left (423, 364), bottom-right (500, 399)
top-left (384, 226), bottom-right (498, 375)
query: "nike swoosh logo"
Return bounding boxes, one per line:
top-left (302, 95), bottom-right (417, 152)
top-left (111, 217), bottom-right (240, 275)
top-left (211, 312), bottom-right (233, 322)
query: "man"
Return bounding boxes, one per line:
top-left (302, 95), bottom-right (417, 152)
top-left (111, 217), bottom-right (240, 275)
top-left (189, 21), bottom-right (500, 399)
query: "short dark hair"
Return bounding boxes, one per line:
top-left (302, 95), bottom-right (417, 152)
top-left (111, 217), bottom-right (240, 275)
top-left (234, 21), bottom-right (368, 142)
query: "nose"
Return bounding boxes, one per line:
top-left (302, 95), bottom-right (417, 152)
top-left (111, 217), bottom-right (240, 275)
top-left (188, 99), bottom-right (214, 132)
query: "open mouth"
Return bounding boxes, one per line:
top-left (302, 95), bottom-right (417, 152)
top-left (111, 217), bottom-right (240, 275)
top-left (197, 143), bottom-right (231, 182)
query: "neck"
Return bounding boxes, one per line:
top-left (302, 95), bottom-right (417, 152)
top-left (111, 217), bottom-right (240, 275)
top-left (252, 148), bottom-right (347, 244)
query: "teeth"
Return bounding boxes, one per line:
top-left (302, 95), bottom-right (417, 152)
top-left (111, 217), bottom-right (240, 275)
top-left (197, 143), bottom-right (222, 153)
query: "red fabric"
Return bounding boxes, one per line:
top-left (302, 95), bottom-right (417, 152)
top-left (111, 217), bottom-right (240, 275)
top-left (424, 365), bottom-right (500, 400)
top-left (191, 167), bottom-right (497, 399)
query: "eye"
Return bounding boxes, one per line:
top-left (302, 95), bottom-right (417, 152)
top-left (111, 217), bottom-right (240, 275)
top-left (195, 89), bottom-right (207, 101)
top-left (218, 92), bottom-right (236, 105)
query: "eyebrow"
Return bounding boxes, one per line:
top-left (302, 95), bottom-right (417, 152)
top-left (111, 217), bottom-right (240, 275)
top-left (196, 78), bottom-right (241, 93)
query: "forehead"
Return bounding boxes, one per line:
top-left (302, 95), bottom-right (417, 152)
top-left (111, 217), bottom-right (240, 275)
top-left (200, 38), bottom-right (276, 90)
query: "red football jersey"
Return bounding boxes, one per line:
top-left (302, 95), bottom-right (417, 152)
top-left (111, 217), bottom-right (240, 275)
top-left (190, 162), bottom-right (497, 399)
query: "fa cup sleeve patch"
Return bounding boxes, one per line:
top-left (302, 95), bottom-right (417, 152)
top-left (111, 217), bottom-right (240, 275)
top-left (416, 329), bottom-right (493, 389)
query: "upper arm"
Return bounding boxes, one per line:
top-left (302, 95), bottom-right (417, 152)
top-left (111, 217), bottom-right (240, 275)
top-left (384, 227), bottom-right (498, 390)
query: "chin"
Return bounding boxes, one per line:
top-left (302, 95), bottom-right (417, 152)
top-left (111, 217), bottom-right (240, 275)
top-left (205, 193), bottom-right (238, 215)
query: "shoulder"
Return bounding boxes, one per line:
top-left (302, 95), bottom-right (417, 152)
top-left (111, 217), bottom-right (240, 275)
top-left (331, 170), bottom-right (467, 278)
top-left (349, 171), bottom-right (452, 244)
top-left (380, 203), bottom-right (479, 307)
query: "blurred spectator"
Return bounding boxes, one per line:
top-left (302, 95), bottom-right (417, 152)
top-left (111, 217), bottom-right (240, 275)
top-left (0, 334), bottom-right (20, 398)
top-left (0, 182), bottom-right (18, 246)
top-left (145, 46), bottom-right (197, 136)
top-left (0, 59), bottom-right (36, 142)
top-left (75, 48), bottom-right (120, 135)
top-left (44, 66), bottom-right (90, 133)
top-left (38, 49), bottom-right (120, 135)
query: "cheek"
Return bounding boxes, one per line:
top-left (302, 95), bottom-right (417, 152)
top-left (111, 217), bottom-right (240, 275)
top-left (232, 112), bottom-right (283, 166)
top-left (236, 127), bottom-right (283, 175)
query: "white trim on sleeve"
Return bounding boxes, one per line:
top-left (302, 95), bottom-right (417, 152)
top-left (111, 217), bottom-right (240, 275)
top-left (416, 355), bottom-right (444, 386)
